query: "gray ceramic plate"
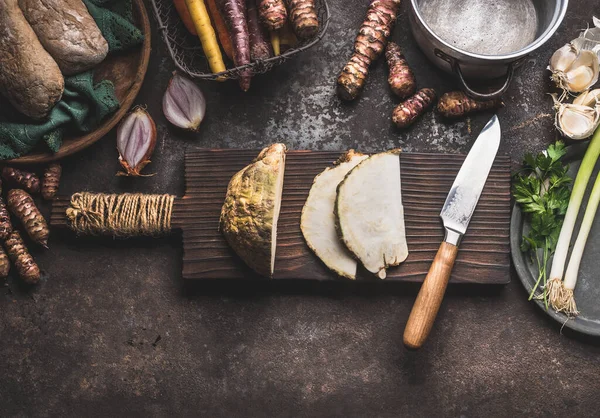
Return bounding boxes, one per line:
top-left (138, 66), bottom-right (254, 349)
top-left (511, 142), bottom-right (600, 336)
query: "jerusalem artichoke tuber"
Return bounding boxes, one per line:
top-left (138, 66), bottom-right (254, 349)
top-left (0, 245), bottom-right (9, 279)
top-left (437, 91), bottom-right (503, 118)
top-left (285, 0), bottom-right (319, 40)
top-left (385, 42), bottom-right (416, 99)
top-left (258, 0), bottom-right (287, 31)
top-left (337, 0), bottom-right (401, 101)
top-left (4, 230), bottom-right (40, 284)
top-left (42, 163), bottom-right (61, 200)
top-left (0, 197), bottom-right (13, 240)
top-left (2, 167), bottom-right (40, 194)
top-left (7, 189), bottom-right (49, 247)
top-left (392, 88), bottom-right (436, 128)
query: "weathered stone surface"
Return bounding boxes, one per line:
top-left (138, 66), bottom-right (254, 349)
top-left (2, 1), bottom-right (600, 417)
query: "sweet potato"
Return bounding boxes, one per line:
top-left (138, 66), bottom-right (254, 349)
top-left (0, 0), bottom-right (64, 119)
top-left (19, 0), bottom-right (108, 75)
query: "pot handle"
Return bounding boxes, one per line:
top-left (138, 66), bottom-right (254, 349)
top-left (434, 49), bottom-right (514, 101)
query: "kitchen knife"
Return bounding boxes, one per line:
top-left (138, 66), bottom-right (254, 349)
top-left (403, 115), bottom-right (501, 350)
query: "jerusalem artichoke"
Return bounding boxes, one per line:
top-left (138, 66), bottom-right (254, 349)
top-left (7, 189), bottom-right (49, 247)
top-left (0, 197), bottom-right (13, 240)
top-left (2, 167), bottom-right (40, 194)
top-left (385, 42), bottom-right (416, 99)
top-left (42, 163), bottom-right (62, 200)
top-left (337, 0), bottom-right (401, 101)
top-left (392, 88), bottom-right (436, 128)
top-left (258, 0), bottom-right (287, 31)
top-left (437, 91), bottom-right (503, 119)
top-left (4, 230), bottom-right (40, 284)
top-left (0, 245), bottom-right (9, 279)
top-left (285, 0), bottom-right (319, 40)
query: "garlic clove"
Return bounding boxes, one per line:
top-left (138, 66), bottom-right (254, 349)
top-left (162, 73), bottom-right (206, 132)
top-left (549, 44), bottom-right (578, 72)
top-left (116, 107), bottom-right (157, 176)
top-left (555, 102), bottom-right (600, 140)
top-left (574, 89), bottom-right (600, 107)
top-left (565, 65), bottom-right (597, 93)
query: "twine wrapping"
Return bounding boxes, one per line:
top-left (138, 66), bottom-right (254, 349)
top-left (66, 193), bottom-right (175, 237)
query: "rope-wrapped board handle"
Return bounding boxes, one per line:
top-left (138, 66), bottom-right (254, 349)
top-left (65, 192), bottom-right (175, 237)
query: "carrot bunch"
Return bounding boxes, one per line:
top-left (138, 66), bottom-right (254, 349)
top-left (172, 0), bottom-right (319, 91)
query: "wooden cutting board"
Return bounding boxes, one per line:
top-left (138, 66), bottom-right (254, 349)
top-left (51, 149), bottom-right (512, 283)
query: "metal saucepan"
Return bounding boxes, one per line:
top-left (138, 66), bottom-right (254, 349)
top-left (409, 0), bottom-right (569, 100)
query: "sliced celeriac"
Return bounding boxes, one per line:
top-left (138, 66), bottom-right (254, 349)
top-left (220, 143), bottom-right (286, 277)
top-left (301, 150), bottom-right (369, 279)
top-left (335, 149), bottom-right (409, 279)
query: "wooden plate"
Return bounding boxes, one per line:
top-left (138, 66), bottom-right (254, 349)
top-left (511, 142), bottom-right (600, 336)
top-left (9, 0), bottom-right (151, 165)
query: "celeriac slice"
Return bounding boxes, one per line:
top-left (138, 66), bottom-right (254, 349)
top-left (301, 150), bottom-right (369, 279)
top-left (335, 149), bottom-right (408, 279)
top-left (220, 143), bottom-right (286, 277)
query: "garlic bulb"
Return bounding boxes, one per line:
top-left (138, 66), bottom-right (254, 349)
top-left (553, 95), bottom-right (600, 140)
top-left (549, 18), bottom-right (600, 94)
top-left (549, 44), bottom-right (599, 93)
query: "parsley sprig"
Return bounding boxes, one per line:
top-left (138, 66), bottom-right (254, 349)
top-left (513, 141), bottom-right (571, 308)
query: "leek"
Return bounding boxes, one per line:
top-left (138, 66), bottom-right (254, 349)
top-left (548, 127), bottom-right (600, 315)
top-left (560, 170), bottom-right (600, 315)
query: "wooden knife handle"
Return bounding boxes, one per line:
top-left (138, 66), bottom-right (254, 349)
top-left (403, 241), bottom-right (459, 350)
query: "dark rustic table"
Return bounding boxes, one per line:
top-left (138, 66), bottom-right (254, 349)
top-left (2, 1), bottom-right (600, 417)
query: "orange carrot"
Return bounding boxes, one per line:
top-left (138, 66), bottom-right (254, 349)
top-left (205, 0), bottom-right (234, 61)
top-left (173, 0), bottom-right (197, 35)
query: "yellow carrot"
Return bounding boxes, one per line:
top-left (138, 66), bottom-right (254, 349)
top-left (185, 0), bottom-right (226, 75)
top-left (270, 31), bottom-right (280, 56)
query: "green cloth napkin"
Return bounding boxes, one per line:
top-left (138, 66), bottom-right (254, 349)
top-left (0, 0), bottom-right (145, 160)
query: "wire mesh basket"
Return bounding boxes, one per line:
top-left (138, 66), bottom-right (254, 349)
top-left (149, 0), bottom-right (330, 80)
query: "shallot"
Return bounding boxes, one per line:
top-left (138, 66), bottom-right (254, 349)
top-left (117, 107), bottom-right (156, 177)
top-left (162, 73), bottom-right (206, 132)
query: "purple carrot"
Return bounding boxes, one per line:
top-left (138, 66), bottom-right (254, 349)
top-left (247, 0), bottom-right (272, 61)
top-left (218, 0), bottom-right (252, 91)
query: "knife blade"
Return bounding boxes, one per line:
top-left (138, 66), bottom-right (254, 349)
top-left (441, 114), bottom-right (502, 245)
top-left (403, 115), bottom-right (501, 350)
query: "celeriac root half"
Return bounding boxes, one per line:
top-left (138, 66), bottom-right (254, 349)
top-left (220, 144), bottom-right (287, 277)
